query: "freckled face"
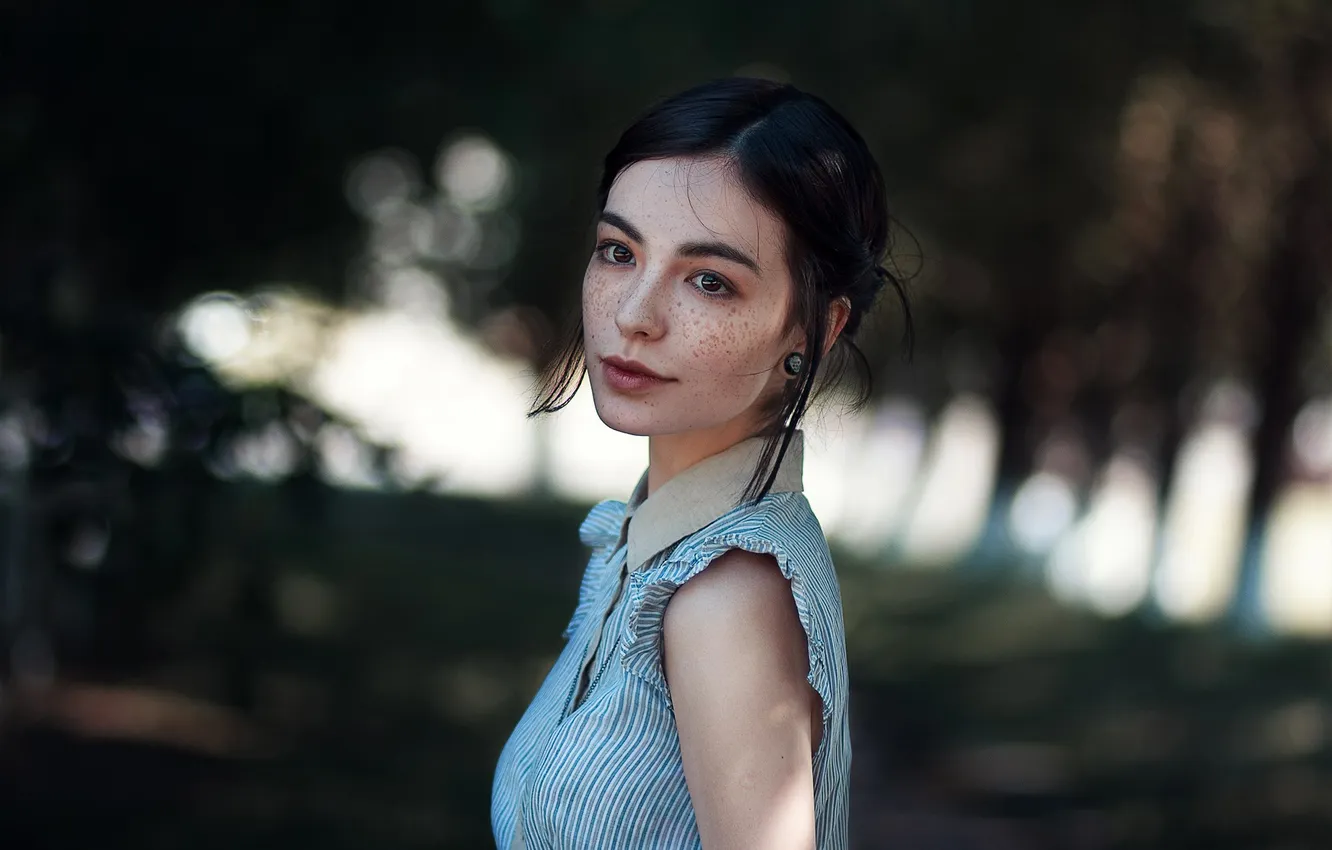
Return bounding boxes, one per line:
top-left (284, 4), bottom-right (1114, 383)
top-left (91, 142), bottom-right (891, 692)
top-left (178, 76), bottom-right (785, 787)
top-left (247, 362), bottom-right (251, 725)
top-left (583, 156), bottom-right (798, 438)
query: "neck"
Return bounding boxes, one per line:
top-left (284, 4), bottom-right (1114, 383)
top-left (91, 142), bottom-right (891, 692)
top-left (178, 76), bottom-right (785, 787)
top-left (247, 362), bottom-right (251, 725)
top-left (646, 418), bottom-right (761, 496)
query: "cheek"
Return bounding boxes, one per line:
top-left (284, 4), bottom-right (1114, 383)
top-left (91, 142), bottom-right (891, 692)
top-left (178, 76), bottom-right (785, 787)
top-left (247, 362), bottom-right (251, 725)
top-left (681, 306), bottom-right (783, 373)
top-left (581, 271), bottom-right (615, 331)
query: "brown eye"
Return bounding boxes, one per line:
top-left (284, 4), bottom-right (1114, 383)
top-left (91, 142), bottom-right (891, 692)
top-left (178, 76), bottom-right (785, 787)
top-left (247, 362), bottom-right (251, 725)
top-left (597, 241), bottom-right (634, 265)
top-left (687, 271), bottom-right (734, 299)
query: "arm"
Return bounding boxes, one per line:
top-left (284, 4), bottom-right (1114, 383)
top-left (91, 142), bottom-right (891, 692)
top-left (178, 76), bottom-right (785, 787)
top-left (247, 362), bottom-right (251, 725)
top-left (662, 549), bottom-right (821, 850)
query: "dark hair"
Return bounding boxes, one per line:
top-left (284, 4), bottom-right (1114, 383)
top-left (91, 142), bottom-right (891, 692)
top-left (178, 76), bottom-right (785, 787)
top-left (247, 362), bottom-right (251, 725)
top-left (531, 77), bottom-right (914, 503)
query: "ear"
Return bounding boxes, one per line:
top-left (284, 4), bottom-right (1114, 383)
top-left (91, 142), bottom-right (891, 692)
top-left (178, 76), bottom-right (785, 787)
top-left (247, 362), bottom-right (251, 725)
top-left (822, 296), bottom-right (852, 356)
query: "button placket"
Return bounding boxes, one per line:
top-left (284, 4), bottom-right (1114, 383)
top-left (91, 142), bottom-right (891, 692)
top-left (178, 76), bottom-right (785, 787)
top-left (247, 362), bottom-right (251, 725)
top-left (564, 544), bottom-right (629, 718)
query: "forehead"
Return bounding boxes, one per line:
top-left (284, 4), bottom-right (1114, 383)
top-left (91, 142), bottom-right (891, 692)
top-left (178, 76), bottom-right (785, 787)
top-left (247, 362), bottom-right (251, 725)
top-left (605, 157), bottom-right (787, 270)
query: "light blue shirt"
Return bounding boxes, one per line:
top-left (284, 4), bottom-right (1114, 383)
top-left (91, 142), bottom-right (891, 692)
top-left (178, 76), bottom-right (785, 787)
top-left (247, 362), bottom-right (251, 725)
top-left (491, 431), bottom-right (851, 849)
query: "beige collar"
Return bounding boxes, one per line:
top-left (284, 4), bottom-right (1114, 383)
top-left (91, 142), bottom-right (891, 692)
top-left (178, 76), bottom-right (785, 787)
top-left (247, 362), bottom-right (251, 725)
top-left (615, 431), bottom-right (805, 571)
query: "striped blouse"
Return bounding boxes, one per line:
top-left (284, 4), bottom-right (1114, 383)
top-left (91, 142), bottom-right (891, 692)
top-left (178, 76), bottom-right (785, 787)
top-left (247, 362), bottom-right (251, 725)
top-left (490, 431), bottom-right (851, 849)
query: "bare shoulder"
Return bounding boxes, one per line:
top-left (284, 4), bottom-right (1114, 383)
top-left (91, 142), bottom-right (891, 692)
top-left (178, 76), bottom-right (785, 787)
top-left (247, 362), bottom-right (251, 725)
top-left (662, 548), bottom-right (809, 688)
top-left (664, 548), bottom-right (795, 631)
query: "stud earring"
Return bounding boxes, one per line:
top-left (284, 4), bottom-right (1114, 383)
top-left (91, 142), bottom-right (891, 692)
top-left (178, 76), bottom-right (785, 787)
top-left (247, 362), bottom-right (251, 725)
top-left (783, 352), bottom-right (804, 377)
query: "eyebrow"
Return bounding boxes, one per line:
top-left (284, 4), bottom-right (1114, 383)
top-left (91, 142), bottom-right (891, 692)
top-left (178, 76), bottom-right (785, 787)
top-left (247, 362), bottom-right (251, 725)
top-left (598, 210), bottom-right (762, 276)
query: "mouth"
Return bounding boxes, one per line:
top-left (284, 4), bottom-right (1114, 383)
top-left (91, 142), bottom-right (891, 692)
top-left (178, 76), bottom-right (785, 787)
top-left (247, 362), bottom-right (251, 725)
top-left (600, 355), bottom-right (674, 393)
top-left (601, 356), bottom-right (668, 380)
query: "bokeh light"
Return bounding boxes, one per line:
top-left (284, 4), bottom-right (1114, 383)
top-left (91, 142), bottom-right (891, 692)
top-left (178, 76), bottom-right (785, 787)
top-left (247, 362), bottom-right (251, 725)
top-left (1259, 482), bottom-right (1332, 637)
top-left (435, 133), bottom-right (514, 211)
top-left (1046, 453), bottom-right (1158, 617)
top-left (177, 293), bottom-right (253, 363)
top-left (346, 148), bottom-right (423, 220)
top-left (896, 394), bottom-right (1000, 567)
top-left (1010, 471), bottom-right (1079, 555)
top-left (1153, 384), bottom-right (1256, 623)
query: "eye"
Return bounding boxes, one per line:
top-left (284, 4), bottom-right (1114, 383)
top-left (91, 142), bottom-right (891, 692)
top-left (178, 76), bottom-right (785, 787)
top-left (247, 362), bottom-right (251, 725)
top-left (596, 240), bottom-right (634, 265)
top-left (688, 271), bottom-right (734, 299)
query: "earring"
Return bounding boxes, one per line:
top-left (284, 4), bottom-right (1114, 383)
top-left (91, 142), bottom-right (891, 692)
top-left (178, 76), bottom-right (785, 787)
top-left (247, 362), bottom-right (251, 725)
top-left (783, 352), bottom-right (804, 377)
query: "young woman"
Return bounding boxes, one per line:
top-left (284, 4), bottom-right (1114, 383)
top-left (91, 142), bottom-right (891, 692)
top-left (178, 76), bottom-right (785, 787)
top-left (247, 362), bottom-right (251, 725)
top-left (491, 77), bottom-right (911, 850)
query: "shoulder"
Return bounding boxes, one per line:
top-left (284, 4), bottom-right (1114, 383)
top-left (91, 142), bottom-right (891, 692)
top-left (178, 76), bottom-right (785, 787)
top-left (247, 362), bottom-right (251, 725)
top-left (663, 548), bottom-right (809, 680)
top-left (670, 491), bottom-right (833, 589)
top-left (666, 548), bottom-right (794, 626)
top-left (672, 491), bottom-right (826, 560)
top-left (708, 490), bottom-right (822, 538)
top-left (620, 493), bottom-right (842, 709)
top-left (659, 492), bottom-right (836, 637)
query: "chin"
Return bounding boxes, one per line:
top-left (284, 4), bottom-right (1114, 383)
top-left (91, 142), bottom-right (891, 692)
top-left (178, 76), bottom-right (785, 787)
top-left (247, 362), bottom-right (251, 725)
top-left (586, 378), bottom-right (755, 438)
top-left (598, 418), bottom-right (656, 437)
top-left (589, 392), bottom-right (661, 437)
top-left (591, 396), bottom-right (748, 441)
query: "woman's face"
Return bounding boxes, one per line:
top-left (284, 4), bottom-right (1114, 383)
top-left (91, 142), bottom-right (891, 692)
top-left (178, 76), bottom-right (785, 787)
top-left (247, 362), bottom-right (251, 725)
top-left (582, 156), bottom-right (799, 441)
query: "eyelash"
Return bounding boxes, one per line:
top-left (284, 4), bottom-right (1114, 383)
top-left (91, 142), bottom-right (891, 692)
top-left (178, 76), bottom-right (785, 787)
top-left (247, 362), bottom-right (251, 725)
top-left (593, 240), bottom-right (737, 300)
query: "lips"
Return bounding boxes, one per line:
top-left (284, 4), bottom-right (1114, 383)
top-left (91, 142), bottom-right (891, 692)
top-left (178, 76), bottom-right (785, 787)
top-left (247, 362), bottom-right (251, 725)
top-left (601, 356), bottom-right (667, 380)
top-left (600, 355), bottom-right (673, 393)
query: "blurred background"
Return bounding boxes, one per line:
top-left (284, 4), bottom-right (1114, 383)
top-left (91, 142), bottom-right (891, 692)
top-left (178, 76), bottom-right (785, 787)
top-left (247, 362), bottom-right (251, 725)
top-left (3, 1), bottom-right (1332, 847)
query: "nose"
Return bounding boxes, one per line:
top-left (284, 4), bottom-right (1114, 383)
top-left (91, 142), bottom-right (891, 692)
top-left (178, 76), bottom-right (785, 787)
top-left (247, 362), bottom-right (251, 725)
top-left (614, 267), bottom-right (668, 341)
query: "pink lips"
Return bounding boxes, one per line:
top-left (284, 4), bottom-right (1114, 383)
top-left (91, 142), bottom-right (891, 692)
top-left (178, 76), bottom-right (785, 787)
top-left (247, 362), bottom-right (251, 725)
top-left (601, 356), bottom-right (673, 393)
